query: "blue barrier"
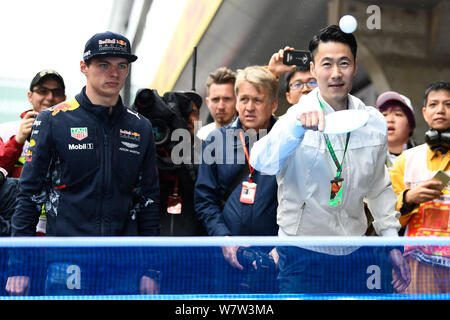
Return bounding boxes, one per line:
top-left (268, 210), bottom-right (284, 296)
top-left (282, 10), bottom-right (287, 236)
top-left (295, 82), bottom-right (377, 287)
top-left (0, 236), bottom-right (448, 299)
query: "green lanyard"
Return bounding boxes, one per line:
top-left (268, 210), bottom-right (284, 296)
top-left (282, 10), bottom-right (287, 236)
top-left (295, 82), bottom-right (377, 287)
top-left (317, 94), bottom-right (350, 179)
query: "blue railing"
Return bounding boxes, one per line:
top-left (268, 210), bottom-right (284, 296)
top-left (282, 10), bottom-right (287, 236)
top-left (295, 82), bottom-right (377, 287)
top-left (0, 236), bottom-right (448, 300)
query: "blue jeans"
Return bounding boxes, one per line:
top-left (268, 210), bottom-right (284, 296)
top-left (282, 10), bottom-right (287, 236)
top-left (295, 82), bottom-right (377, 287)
top-left (277, 246), bottom-right (393, 294)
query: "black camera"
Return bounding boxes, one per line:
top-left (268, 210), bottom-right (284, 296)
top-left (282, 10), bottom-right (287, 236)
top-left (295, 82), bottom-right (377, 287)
top-left (132, 89), bottom-right (187, 147)
top-left (425, 128), bottom-right (450, 152)
top-left (236, 247), bottom-right (276, 272)
top-left (132, 88), bottom-right (201, 172)
top-left (236, 247), bottom-right (278, 293)
top-left (283, 50), bottom-right (312, 67)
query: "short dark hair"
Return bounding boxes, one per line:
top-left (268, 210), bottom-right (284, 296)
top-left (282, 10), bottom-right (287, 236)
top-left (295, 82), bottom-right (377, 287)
top-left (423, 81), bottom-right (450, 107)
top-left (378, 100), bottom-right (415, 135)
top-left (308, 25), bottom-right (357, 61)
top-left (285, 66), bottom-right (311, 93)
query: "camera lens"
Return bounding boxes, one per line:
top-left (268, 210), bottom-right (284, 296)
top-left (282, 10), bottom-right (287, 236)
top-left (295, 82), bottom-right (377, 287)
top-left (151, 119), bottom-right (170, 146)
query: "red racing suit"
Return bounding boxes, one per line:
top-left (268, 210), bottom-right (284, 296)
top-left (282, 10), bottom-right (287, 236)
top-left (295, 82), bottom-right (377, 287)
top-left (0, 110), bottom-right (33, 178)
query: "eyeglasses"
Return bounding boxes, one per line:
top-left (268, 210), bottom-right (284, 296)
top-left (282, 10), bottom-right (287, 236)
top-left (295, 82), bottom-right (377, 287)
top-left (289, 81), bottom-right (318, 91)
top-left (32, 86), bottom-right (64, 97)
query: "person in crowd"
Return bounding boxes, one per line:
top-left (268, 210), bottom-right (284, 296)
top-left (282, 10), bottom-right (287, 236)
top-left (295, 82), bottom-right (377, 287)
top-left (249, 25), bottom-right (410, 293)
top-left (390, 81), bottom-right (450, 294)
top-left (267, 46), bottom-right (317, 105)
top-left (0, 70), bottom-right (66, 236)
top-left (194, 65), bottom-right (279, 293)
top-left (163, 90), bottom-right (203, 141)
top-left (5, 31), bottom-right (160, 296)
top-left (0, 70), bottom-right (66, 177)
top-left (157, 90), bottom-right (207, 236)
top-left (197, 67), bottom-right (237, 140)
top-left (362, 91), bottom-right (418, 236)
top-left (132, 89), bottom-right (207, 293)
top-left (376, 91), bottom-right (417, 167)
top-left (185, 92), bottom-right (202, 140)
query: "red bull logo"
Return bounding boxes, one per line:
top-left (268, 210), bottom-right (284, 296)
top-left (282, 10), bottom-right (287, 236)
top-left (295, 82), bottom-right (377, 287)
top-left (25, 150), bottom-right (33, 162)
top-left (51, 98), bottom-right (80, 116)
top-left (120, 129), bottom-right (140, 141)
top-left (98, 39), bottom-right (127, 46)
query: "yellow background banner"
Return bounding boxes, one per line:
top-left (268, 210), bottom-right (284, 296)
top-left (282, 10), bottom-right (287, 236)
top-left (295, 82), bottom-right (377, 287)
top-left (150, 0), bottom-right (223, 94)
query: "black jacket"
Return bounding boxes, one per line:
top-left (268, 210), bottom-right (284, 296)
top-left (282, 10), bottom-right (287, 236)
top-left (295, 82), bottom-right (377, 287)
top-left (12, 87), bottom-right (160, 236)
top-left (194, 117), bottom-right (278, 236)
top-left (0, 177), bottom-right (19, 236)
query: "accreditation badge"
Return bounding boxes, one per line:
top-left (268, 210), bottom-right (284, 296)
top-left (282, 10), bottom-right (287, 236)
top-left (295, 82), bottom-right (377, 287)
top-left (240, 181), bottom-right (257, 204)
top-left (329, 177), bottom-right (344, 206)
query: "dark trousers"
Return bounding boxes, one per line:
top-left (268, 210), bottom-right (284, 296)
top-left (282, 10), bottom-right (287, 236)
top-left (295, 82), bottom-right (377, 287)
top-left (277, 246), bottom-right (394, 294)
top-left (209, 247), bottom-right (279, 294)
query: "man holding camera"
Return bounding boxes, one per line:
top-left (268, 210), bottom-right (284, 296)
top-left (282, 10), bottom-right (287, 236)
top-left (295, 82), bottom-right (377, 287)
top-left (390, 81), bottom-right (450, 294)
top-left (0, 70), bottom-right (66, 178)
top-left (250, 25), bottom-right (410, 293)
top-left (267, 46), bottom-right (317, 106)
top-left (6, 31), bottom-right (160, 296)
top-left (194, 65), bottom-right (279, 293)
top-left (159, 90), bottom-right (207, 237)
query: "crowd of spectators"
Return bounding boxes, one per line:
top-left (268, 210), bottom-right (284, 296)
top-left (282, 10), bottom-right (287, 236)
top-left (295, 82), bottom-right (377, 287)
top-left (0, 25), bottom-right (448, 296)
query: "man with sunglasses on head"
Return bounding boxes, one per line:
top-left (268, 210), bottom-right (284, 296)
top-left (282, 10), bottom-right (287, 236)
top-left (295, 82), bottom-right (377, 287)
top-left (0, 70), bottom-right (66, 178)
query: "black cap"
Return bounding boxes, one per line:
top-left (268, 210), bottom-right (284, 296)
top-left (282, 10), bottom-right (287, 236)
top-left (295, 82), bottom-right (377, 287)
top-left (162, 91), bottom-right (203, 119)
top-left (29, 69), bottom-right (65, 92)
top-left (181, 91), bottom-right (203, 109)
top-left (83, 31), bottom-right (138, 63)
